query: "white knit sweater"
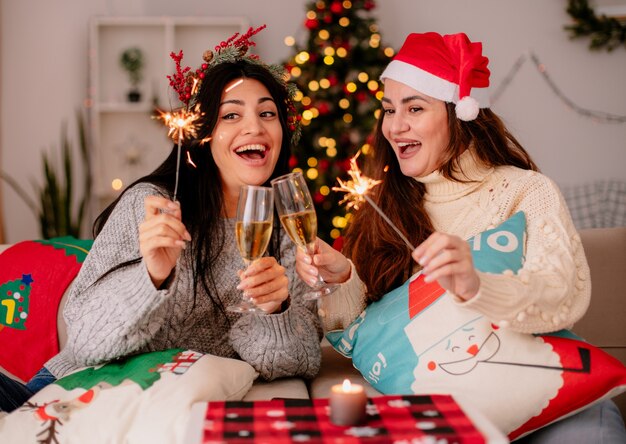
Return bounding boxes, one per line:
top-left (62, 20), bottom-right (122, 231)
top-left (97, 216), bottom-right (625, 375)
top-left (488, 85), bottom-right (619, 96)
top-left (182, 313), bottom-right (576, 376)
top-left (319, 149), bottom-right (591, 335)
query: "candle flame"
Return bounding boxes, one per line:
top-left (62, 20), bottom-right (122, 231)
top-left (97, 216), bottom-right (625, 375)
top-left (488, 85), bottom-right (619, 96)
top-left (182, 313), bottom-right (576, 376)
top-left (342, 379), bottom-right (352, 391)
top-left (332, 152), bottom-right (382, 210)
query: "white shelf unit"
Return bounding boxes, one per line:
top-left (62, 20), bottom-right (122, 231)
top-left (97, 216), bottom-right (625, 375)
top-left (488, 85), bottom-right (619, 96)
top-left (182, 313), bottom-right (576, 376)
top-left (89, 16), bottom-right (249, 214)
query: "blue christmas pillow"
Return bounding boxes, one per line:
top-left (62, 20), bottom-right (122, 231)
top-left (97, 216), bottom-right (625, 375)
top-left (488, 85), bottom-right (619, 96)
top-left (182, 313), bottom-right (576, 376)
top-left (326, 212), bottom-right (626, 440)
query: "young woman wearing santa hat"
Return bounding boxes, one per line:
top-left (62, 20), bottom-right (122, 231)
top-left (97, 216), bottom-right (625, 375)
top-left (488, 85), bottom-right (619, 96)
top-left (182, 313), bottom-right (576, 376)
top-left (295, 31), bottom-right (626, 442)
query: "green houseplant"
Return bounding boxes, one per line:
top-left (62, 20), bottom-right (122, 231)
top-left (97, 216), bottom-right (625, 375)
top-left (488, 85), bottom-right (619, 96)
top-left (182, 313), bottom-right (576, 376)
top-left (0, 109), bottom-right (92, 239)
top-left (120, 47), bottom-right (145, 102)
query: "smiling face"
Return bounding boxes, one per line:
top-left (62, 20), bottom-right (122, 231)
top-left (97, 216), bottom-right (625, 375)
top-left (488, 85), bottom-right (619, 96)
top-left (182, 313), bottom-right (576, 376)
top-left (381, 78), bottom-right (451, 178)
top-left (210, 78), bottom-right (283, 198)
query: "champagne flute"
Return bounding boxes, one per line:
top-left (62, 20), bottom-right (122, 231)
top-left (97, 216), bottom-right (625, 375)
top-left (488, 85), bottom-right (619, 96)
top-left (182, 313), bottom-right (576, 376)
top-left (227, 185), bottom-right (274, 314)
top-left (271, 171), bottom-right (339, 300)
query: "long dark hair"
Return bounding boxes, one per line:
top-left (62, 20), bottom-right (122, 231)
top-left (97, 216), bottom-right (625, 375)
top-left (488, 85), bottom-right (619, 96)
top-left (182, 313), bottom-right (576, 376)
top-left (93, 60), bottom-right (294, 317)
top-left (343, 104), bottom-right (539, 301)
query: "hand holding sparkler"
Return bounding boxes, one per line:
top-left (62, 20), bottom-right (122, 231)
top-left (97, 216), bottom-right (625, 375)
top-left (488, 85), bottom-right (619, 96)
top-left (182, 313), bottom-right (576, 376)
top-left (140, 195), bottom-right (191, 288)
top-left (333, 153), bottom-right (416, 252)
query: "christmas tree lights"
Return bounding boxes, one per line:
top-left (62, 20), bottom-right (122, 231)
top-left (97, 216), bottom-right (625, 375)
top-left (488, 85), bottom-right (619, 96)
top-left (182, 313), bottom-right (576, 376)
top-left (282, 0), bottom-right (393, 242)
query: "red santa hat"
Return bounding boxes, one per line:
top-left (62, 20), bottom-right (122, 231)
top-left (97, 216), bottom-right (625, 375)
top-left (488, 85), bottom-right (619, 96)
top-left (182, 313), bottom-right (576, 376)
top-left (380, 32), bottom-right (490, 121)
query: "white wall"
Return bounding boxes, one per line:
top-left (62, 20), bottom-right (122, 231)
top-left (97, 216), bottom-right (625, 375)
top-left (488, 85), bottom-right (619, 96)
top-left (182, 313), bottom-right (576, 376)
top-left (2, 0), bottom-right (625, 242)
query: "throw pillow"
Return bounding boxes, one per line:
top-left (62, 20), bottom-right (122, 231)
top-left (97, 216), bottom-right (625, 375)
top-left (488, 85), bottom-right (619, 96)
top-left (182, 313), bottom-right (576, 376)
top-left (0, 237), bottom-right (93, 381)
top-left (0, 349), bottom-right (258, 444)
top-left (326, 212), bottom-right (626, 440)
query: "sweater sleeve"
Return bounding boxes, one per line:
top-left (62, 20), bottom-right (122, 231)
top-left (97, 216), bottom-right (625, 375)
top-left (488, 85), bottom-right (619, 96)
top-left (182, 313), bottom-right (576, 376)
top-left (453, 173), bottom-right (591, 334)
top-left (45, 184), bottom-right (178, 377)
top-left (317, 260), bottom-right (368, 332)
top-left (229, 238), bottom-right (323, 381)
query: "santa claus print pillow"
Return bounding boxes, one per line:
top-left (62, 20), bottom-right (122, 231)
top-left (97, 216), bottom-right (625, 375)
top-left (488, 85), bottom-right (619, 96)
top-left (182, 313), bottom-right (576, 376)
top-left (326, 212), bottom-right (626, 440)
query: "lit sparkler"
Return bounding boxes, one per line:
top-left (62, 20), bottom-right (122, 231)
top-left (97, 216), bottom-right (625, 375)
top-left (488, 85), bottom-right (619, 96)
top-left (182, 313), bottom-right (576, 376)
top-left (156, 106), bottom-right (202, 142)
top-left (154, 105), bottom-right (204, 200)
top-left (333, 153), bottom-right (416, 252)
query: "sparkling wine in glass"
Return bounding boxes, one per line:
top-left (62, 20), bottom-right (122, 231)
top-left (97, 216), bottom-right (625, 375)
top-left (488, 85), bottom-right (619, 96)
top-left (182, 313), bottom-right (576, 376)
top-left (227, 185), bottom-right (274, 314)
top-left (271, 171), bottom-right (339, 300)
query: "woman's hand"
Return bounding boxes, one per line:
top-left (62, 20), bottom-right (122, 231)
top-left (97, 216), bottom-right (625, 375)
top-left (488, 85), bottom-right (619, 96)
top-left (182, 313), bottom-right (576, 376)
top-left (237, 257), bottom-right (289, 314)
top-left (295, 238), bottom-right (351, 287)
top-left (412, 232), bottom-right (480, 301)
top-left (139, 196), bottom-right (191, 288)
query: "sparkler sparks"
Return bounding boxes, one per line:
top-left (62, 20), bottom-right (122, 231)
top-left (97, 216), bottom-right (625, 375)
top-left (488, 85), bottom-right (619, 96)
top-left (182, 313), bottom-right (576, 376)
top-left (333, 153), bottom-right (416, 252)
top-left (155, 105), bottom-right (203, 142)
top-left (332, 152), bottom-right (382, 210)
top-left (153, 105), bottom-right (204, 201)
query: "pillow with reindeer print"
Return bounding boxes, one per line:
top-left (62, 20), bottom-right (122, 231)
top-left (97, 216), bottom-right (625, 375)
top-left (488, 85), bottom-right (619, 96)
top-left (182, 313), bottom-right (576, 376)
top-left (326, 212), bottom-right (626, 440)
top-left (0, 349), bottom-right (257, 444)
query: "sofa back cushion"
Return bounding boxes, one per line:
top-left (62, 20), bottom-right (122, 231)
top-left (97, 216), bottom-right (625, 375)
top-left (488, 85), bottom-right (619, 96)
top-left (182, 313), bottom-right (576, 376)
top-left (574, 226), bottom-right (626, 416)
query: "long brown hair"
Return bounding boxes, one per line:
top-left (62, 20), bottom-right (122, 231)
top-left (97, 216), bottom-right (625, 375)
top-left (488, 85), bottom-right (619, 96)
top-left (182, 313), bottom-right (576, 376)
top-left (343, 103), bottom-right (538, 301)
top-left (92, 61), bottom-right (295, 321)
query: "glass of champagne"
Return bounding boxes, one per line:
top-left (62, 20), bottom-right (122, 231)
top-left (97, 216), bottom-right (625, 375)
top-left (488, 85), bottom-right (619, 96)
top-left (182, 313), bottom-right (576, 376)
top-left (227, 185), bottom-right (274, 314)
top-left (271, 171), bottom-right (339, 300)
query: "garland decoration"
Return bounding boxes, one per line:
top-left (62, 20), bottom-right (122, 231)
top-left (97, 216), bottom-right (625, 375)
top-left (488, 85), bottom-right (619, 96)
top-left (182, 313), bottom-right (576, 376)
top-left (564, 0), bottom-right (626, 51)
top-left (491, 50), bottom-right (626, 123)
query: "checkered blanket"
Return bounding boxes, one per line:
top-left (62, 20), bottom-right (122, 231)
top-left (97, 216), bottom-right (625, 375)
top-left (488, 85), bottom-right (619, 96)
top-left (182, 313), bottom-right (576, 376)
top-left (198, 395), bottom-right (487, 443)
top-left (560, 179), bottom-right (626, 229)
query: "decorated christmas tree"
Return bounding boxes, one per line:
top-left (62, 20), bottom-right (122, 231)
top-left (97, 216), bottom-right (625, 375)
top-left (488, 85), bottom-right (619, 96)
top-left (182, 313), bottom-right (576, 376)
top-left (0, 274), bottom-right (32, 330)
top-left (283, 0), bottom-right (394, 242)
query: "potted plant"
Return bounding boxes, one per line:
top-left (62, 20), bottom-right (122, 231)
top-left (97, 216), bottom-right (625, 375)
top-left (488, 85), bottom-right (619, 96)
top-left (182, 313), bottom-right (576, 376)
top-left (120, 47), bottom-right (144, 102)
top-left (0, 110), bottom-right (92, 239)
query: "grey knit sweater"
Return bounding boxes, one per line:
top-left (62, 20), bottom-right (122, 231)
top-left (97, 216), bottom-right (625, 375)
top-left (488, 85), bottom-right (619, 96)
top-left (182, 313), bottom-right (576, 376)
top-left (44, 183), bottom-right (322, 380)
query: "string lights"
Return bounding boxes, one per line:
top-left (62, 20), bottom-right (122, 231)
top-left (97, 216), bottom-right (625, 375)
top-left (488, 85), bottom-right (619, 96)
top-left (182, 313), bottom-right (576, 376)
top-left (490, 50), bottom-right (626, 124)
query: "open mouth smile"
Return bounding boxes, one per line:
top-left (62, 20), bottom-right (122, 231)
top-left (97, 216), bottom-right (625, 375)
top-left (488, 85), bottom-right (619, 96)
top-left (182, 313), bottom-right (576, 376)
top-left (397, 141), bottom-right (421, 155)
top-left (235, 144), bottom-right (268, 160)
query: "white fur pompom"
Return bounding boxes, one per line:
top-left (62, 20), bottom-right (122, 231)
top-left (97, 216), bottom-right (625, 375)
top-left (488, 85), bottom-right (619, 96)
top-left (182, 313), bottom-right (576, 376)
top-left (455, 96), bottom-right (479, 121)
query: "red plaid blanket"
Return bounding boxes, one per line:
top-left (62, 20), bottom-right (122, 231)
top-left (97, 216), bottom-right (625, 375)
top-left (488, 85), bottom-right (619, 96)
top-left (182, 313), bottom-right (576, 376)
top-left (200, 395), bottom-right (487, 443)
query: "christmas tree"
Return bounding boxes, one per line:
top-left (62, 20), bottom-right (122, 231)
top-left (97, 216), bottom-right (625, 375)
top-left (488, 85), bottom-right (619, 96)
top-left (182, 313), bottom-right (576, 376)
top-left (0, 274), bottom-right (32, 330)
top-left (283, 0), bottom-right (394, 242)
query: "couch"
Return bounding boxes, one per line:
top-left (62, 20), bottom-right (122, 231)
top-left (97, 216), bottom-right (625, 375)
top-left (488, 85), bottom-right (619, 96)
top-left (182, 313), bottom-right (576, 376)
top-left (0, 227), bottom-right (624, 427)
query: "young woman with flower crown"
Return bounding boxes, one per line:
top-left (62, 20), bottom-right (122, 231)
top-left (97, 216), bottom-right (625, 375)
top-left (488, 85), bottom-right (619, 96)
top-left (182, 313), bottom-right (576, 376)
top-left (0, 27), bottom-right (321, 412)
top-left (296, 32), bottom-right (626, 442)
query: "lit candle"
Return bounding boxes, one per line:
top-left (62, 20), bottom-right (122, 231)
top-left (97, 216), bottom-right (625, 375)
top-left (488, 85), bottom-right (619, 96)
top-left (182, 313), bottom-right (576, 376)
top-left (329, 379), bottom-right (367, 426)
